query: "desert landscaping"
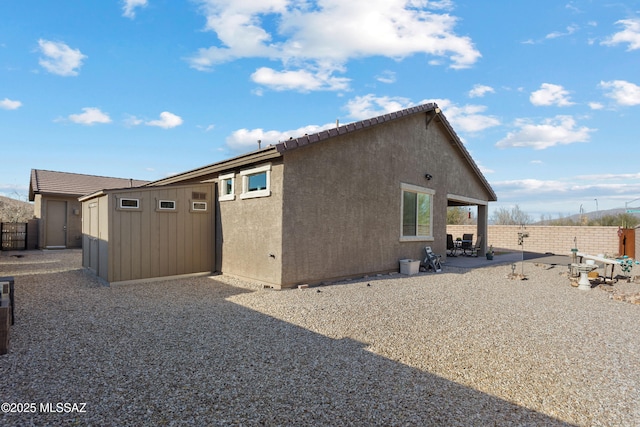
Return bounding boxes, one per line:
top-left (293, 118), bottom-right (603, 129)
top-left (1, 249), bottom-right (639, 426)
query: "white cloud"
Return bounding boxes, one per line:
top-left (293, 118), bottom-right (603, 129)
top-left (188, 0), bottom-right (481, 91)
top-left (545, 24), bottom-right (579, 39)
top-left (122, 0), bottom-right (148, 19)
top-left (124, 114), bottom-right (144, 127)
top-left (468, 84), bottom-right (495, 98)
top-left (495, 178), bottom-right (570, 194)
top-left (251, 67), bottom-right (350, 92)
top-left (475, 160), bottom-right (494, 174)
top-left (0, 98), bottom-right (22, 110)
top-left (601, 18), bottom-right (640, 50)
top-left (576, 172), bottom-right (640, 181)
top-left (530, 83), bottom-right (575, 107)
top-left (588, 102), bottom-right (604, 110)
top-left (346, 95), bottom-right (500, 133)
top-left (430, 98), bottom-right (501, 133)
top-left (146, 111), bottom-right (183, 128)
top-left (599, 80), bottom-right (640, 106)
top-left (376, 70), bottom-right (397, 84)
top-left (38, 39), bottom-right (86, 76)
top-left (345, 94), bottom-right (415, 120)
top-left (68, 107), bottom-right (112, 125)
top-left (493, 177), bottom-right (640, 208)
top-left (496, 115), bottom-right (594, 150)
top-left (226, 123), bottom-right (335, 152)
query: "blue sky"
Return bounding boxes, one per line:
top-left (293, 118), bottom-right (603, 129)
top-left (1, 0), bottom-right (640, 219)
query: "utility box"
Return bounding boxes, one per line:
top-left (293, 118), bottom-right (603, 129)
top-left (0, 306), bottom-right (9, 355)
top-left (0, 277), bottom-right (14, 326)
top-left (399, 259), bottom-right (420, 275)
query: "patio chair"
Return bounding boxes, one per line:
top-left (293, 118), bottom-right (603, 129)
top-left (461, 233), bottom-right (474, 255)
top-left (470, 236), bottom-right (483, 257)
top-left (446, 234), bottom-right (456, 256)
top-left (423, 246), bottom-right (442, 273)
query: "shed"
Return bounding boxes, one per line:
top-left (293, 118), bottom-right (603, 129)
top-left (80, 183), bottom-right (215, 284)
top-left (29, 170), bottom-right (148, 249)
top-left (82, 103), bottom-right (496, 287)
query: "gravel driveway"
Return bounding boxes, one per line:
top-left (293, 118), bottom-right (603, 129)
top-left (1, 249), bottom-right (639, 426)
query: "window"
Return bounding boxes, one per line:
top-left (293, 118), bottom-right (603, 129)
top-left (400, 183), bottom-right (434, 241)
top-left (157, 200), bottom-right (176, 211)
top-left (240, 164), bottom-right (271, 199)
top-left (218, 173), bottom-right (235, 201)
top-left (191, 201), bottom-right (208, 212)
top-left (119, 198), bottom-right (140, 209)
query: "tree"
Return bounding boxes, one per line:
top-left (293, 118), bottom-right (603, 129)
top-left (447, 206), bottom-right (476, 225)
top-left (491, 204), bottom-right (532, 225)
top-left (589, 213), bottom-right (639, 228)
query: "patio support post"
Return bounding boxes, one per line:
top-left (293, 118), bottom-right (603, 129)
top-left (477, 204), bottom-right (488, 255)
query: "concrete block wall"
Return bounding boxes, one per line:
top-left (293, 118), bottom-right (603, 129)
top-left (447, 225), bottom-right (621, 257)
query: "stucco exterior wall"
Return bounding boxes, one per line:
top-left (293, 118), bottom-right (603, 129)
top-left (34, 194), bottom-right (83, 248)
top-left (447, 224), bottom-right (622, 256)
top-left (280, 113), bottom-right (493, 286)
top-left (216, 161), bottom-right (284, 285)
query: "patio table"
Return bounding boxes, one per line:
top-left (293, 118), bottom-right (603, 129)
top-left (576, 252), bottom-right (620, 281)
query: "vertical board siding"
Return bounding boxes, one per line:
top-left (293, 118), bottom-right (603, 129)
top-left (101, 184), bottom-right (214, 283)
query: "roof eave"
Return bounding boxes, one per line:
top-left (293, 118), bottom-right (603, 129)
top-left (145, 146), bottom-right (281, 187)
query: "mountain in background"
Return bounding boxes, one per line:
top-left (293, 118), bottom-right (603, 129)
top-left (535, 207), bottom-right (640, 225)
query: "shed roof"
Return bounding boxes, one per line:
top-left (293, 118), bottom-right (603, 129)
top-left (29, 169), bottom-right (150, 201)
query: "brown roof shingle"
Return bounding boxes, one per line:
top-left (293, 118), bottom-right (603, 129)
top-left (29, 169), bottom-right (150, 201)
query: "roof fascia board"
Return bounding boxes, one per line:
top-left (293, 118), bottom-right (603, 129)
top-left (146, 147), bottom-right (281, 187)
top-left (447, 194), bottom-right (489, 206)
top-left (79, 181), bottom-right (214, 202)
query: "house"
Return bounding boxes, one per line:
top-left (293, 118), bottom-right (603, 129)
top-left (80, 103), bottom-right (497, 287)
top-left (29, 170), bottom-right (149, 249)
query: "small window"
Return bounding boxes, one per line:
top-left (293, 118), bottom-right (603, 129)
top-left (119, 198), bottom-right (139, 209)
top-left (247, 173), bottom-right (267, 191)
top-left (158, 200), bottom-right (176, 211)
top-left (191, 201), bottom-right (207, 212)
top-left (218, 173), bottom-right (235, 201)
top-left (240, 164), bottom-right (271, 199)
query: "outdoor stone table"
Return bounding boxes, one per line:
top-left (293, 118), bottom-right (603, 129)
top-left (571, 263), bottom-right (598, 290)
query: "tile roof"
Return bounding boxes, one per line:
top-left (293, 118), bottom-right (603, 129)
top-left (145, 102), bottom-right (495, 201)
top-left (274, 103), bottom-right (439, 152)
top-left (29, 169), bottom-right (150, 200)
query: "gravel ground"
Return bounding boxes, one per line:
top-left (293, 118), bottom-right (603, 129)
top-left (1, 249), bottom-right (639, 426)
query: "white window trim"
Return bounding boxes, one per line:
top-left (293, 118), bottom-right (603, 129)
top-left (240, 164), bottom-right (271, 199)
top-left (191, 201), bottom-right (208, 212)
top-left (157, 199), bottom-right (177, 211)
top-left (118, 197), bottom-right (140, 210)
top-left (218, 172), bottom-right (235, 201)
top-left (400, 183), bottom-right (435, 242)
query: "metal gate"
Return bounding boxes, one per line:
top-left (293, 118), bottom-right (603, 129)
top-left (619, 228), bottom-right (635, 258)
top-left (1, 223), bottom-right (27, 250)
